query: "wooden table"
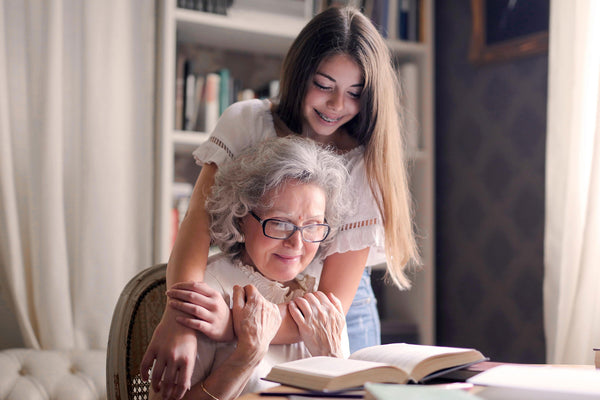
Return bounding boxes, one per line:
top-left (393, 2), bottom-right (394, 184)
top-left (237, 364), bottom-right (598, 399)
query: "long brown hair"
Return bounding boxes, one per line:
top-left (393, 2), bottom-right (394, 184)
top-left (274, 6), bottom-right (420, 288)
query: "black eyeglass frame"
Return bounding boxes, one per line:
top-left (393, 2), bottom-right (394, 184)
top-left (249, 211), bottom-right (330, 243)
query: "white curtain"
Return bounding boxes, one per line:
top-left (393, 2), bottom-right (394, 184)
top-left (544, 0), bottom-right (600, 364)
top-left (0, 0), bottom-right (154, 350)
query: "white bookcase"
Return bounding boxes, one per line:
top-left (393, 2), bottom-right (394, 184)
top-left (154, 0), bottom-right (435, 345)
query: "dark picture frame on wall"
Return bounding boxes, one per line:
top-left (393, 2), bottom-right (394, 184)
top-left (469, 0), bottom-right (549, 65)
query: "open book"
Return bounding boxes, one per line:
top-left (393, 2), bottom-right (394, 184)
top-left (264, 343), bottom-right (487, 391)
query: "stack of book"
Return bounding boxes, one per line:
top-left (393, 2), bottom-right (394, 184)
top-left (327, 0), bottom-right (423, 41)
top-left (175, 56), bottom-right (279, 133)
top-left (177, 0), bottom-right (231, 15)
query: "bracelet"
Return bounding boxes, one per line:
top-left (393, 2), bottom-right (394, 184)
top-left (200, 381), bottom-right (220, 400)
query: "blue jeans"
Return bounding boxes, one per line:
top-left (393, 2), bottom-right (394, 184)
top-left (346, 267), bottom-right (381, 353)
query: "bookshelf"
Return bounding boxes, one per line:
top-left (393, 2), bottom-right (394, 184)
top-left (154, 0), bottom-right (435, 345)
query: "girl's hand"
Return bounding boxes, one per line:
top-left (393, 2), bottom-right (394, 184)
top-left (167, 281), bottom-right (234, 342)
top-left (289, 291), bottom-right (346, 358)
top-left (140, 306), bottom-right (196, 400)
top-left (232, 285), bottom-right (282, 364)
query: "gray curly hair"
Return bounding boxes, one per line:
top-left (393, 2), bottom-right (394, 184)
top-left (207, 136), bottom-right (352, 260)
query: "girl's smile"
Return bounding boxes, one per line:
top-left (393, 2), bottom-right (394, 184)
top-left (302, 53), bottom-right (363, 147)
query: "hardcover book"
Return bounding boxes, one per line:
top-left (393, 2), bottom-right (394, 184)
top-left (264, 343), bottom-right (486, 391)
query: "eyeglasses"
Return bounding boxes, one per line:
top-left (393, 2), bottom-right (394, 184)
top-left (249, 211), bottom-right (330, 243)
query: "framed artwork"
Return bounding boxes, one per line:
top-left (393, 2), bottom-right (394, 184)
top-left (469, 0), bottom-right (549, 65)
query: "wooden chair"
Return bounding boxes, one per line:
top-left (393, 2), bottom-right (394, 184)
top-left (106, 263), bottom-right (167, 400)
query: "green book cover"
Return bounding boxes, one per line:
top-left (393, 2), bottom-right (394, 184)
top-left (218, 68), bottom-right (230, 116)
top-left (364, 382), bottom-right (482, 400)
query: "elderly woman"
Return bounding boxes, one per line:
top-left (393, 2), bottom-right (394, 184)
top-left (149, 136), bottom-right (352, 400)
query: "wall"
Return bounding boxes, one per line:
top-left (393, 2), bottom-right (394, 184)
top-left (435, 1), bottom-right (547, 363)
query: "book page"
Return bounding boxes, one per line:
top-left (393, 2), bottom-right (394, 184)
top-left (274, 356), bottom-right (392, 378)
top-left (349, 343), bottom-right (475, 374)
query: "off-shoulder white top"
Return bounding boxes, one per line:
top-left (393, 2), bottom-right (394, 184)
top-left (193, 99), bottom-right (386, 266)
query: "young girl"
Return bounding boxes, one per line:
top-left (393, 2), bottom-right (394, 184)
top-left (142, 6), bottom-right (419, 400)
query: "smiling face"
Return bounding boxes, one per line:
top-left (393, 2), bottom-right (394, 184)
top-left (302, 53), bottom-right (363, 145)
top-left (240, 180), bottom-right (327, 283)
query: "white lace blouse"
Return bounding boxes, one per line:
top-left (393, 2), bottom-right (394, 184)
top-left (193, 99), bottom-right (386, 267)
top-left (190, 253), bottom-right (350, 395)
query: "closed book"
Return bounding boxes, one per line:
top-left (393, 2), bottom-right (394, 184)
top-left (467, 364), bottom-right (600, 399)
top-left (198, 72), bottom-right (220, 133)
top-left (217, 68), bottom-right (230, 116)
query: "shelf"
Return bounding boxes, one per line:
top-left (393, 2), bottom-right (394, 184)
top-left (176, 8), bottom-right (306, 55)
top-left (388, 39), bottom-right (429, 62)
top-left (173, 130), bottom-right (210, 152)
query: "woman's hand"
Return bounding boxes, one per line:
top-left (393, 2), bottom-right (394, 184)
top-left (232, 285), bottom-right (282, 364)
top-left (167, 281), bottom-right (234, 342)
top-left (289, 291), bottom-right (346, 358)
top-left (140, 306), bottom-right (197, 400)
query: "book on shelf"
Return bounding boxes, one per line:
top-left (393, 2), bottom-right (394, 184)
top-left (263, 343), bottom-right (487, 391)
top-left (255, 79), bottom-right (280, 100)
top-left (394, 0), bottom-right (421, 41)
top-left (217, 68), bottom-right (230, 116)
top-left (197, 72), bottom-right (220, 133)
top-left (398, 62), bottom-right (420, 152)
top-left (174, 54), bottom-right (280, 132)
top-left (397, 0), bottom-right (409, 40)
top-left (177, 0), bottom-right (231, 15)
top-left (367, 0), bottom-right (390, 38)
top-left (184, 63), bottom-right (198, 131)
top-left (175, 54), bottom-right (186, 130)
top-left (467, 364), bottom-right (600, 399)
top-left (189, 75), bottom-right (205, 131)
top-left (361, 0), bottom-right (421, 41)
top-left (387, 0), bottom-right (398, 41)
top-left (407, 0), bottom-right (419, 41)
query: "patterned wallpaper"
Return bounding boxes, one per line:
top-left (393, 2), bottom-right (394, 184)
top-left (434, 1), bottom-right (547, 363)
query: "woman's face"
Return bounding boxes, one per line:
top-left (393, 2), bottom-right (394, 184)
top-left (302, 53), bottom-right (363, 144)
top-left (240, 180), bottom-right (326, 283)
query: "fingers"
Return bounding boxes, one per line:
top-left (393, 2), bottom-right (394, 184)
top-left (168, 298), bottom-right (212, 320)
top-left (169, 281), bottom-right (217, 296)
top-left (167, 288), bottom-right (215, 309)
top-left (288, 300), bottom-right (305, 325)
top-left (140, 347), bottom-right (156, 381)
top-left (149, 358), bottom-right (192, 400)
top-left (150, 358), bottom-right (166, 393)
top-left (327, 292), bottom-right (344, 314)
top-left (290, 291), bottom-right (344, 327)
top-left (175, 363), bottom-right (194, 400)
top-left (232, 284), bottom-right (245, 321)
top-left (160, 363), bottom-right (179, 400)
top-left (243, 284), bottom-right (261, 301)
top-left (292, 296), bottom-right (313, 321)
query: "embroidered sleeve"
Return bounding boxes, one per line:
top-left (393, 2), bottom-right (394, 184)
top-left (192, 99), bottom-right (275, 167)
top-left (323, 216), bottom-right (386, 267)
